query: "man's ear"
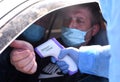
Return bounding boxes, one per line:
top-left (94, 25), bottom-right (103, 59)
top-left (92, 24), bottom-right (100, 36)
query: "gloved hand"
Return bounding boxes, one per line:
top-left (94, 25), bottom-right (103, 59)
top-left (51, 47), bottom-right (80, 74)
top-left (51, 57), bottom-right (69, 74)
top-left (58, 47), bottom-right (80, 64)
top-left (10, 40), bottom-right (37, 74)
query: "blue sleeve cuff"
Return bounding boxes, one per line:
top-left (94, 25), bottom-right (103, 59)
top-left (78, 45), bottom-right (110, 78)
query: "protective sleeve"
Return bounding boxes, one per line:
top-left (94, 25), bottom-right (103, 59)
top-left (78, 45), bottom-right (110, 78)
top-left (100, 0), bottom-right (120, 82)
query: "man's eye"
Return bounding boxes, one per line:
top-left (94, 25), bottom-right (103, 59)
top-left (77, 19), bottom-right (85, 24)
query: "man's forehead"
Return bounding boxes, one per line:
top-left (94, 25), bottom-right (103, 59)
top-left (61, 6), bottom-right (90, 17)
top-left (62, 5), bottom-right (80, 12)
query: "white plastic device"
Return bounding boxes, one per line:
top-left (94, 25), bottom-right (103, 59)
top-left (35, 38), bottom-right (78, 75)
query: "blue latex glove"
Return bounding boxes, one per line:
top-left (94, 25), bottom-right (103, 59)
top-left (51, 57), bottom-right (69, 74)
top-left (51, 47), bottom-right (80, 74)
top-left (58, 47), bottom-right (79, 64)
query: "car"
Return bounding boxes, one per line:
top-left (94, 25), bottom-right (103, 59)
top-left (0, 0), bottom-right (109, 82)
top-left (0, 0), bottom-right (99, 54)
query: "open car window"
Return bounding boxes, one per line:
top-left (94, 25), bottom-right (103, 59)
top-left (0, 0), bottom-right (99, 54)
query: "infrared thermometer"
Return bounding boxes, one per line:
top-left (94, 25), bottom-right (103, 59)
top-left (35, 38), bottom-right (78, 75)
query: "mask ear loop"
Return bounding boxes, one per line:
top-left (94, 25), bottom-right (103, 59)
top-left (83, 26), bottom-right (94, 43)
top-left (85, 26), bottom-right (94, 34)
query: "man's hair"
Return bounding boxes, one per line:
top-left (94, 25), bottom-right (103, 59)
top-left (59, 2), bottom-right (106, 29)
top-left (79, 2), bottom-right (106, 29)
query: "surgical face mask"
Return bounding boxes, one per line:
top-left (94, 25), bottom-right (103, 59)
top-left (22, 24), bottom-right (45, 43)
top-left (61, 27), bottom-right (88, 47)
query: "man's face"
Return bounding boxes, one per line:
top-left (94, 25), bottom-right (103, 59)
top-left (63, 6), bottom-right (92, 31)
top-left (62, 6), bottom-right (94, 44)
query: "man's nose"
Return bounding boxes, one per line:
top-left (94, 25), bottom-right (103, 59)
top-left (69, 18), bottom-right (77, 29)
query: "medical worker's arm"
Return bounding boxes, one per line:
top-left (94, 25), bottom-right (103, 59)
top-left (100, 0), bottom-right (120, 82)
top-left (58, 45), bottom-right (110, 78)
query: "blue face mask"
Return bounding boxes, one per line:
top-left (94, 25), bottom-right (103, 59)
top-left (61, 27), bottom-right (87, 47)
top-left (22, 24), bottom-right (45, 43)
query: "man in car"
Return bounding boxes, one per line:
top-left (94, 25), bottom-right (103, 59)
top-left (0, 2), bottom-right (108, 82)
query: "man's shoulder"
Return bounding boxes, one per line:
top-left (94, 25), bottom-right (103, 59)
top-left (90, 29), bottom-right (108, 45)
